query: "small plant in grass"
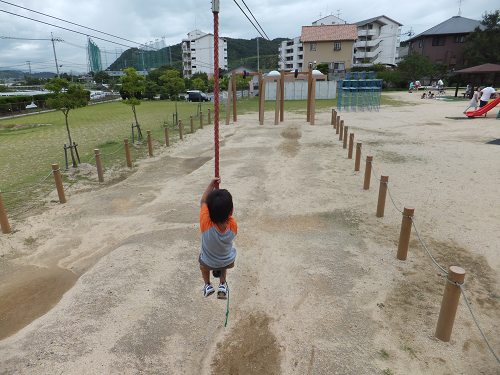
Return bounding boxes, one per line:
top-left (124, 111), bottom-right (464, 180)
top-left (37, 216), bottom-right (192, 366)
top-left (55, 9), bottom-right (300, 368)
top-left (379, 348), bottom-right (389, 359)
top-left (417, 294), bottom-right (424, 301)
top-left (383, 369), bottom-right (394, 375)
top-left (401, 345), bottom-right (418, 358)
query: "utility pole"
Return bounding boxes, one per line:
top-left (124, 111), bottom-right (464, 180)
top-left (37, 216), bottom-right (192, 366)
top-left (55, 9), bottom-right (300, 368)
top-left (26, 61), bottom-right (32, 76)
top-left (51, 32), bottom-right (60, 78)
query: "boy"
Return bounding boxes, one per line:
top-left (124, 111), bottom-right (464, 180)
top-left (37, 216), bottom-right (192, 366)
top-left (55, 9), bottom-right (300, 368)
top-left (199, 177), bottom-right (237, 299)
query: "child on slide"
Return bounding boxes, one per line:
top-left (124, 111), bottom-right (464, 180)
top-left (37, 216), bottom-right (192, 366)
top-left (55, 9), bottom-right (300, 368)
top-left (198, 177), bottom-right (237, 299)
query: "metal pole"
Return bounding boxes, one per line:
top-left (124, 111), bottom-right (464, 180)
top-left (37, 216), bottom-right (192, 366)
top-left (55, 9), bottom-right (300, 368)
top-left (51, 32), bottom-right (60, 78)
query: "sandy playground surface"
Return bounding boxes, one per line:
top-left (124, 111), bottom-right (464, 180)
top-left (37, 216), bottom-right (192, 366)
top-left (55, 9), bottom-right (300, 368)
top-left (0, 92), bottom-right (499, 374)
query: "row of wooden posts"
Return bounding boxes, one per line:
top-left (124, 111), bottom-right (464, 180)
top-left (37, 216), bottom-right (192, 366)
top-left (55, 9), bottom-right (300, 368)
top-left (0, 109), bottom-right (212, 235)
top-left (331, 108), bottom-right (467, 343)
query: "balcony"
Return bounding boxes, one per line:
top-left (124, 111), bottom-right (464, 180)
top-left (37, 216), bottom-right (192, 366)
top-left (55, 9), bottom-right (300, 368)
top-left (357, 29), bottom-right (377, 37)
top-left (355, 39), bottom-right (380, 48)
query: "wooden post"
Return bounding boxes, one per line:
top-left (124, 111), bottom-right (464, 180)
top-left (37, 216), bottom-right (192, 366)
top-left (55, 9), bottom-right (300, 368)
top-left (343, 126), bottom-right (349, 148)
top-left (364, 156), bottom-right (373, 190)
top-left (310, 77), bottom-right (316, 125)
top-left (190, 115), bottom-right (194, 133)
top-left (0, 192), bottom-right (11, 234)
top-left (52, 164), bottom-right (66, 203)
top-left (332, 109), bottom-right (337, 128)
top-left (94, 149), bottom-right (104, 182)
top-left (226, 75), bottom-right (232, 125)
top-left (336, 117), bottom-right (340, 134)
top-left (348, 133), bottom-right (354, 159)
top-left (125, 139), bottom-right (132, 166)
top-left (280, 69), bottom-right (285, 122)
top-left (232, 73), bottom-right (237, 122)
top-left (258, 70), bottom-right (263, 124)
top-left (147, 130), bottom-right (153, 156)
top-left (208, 108), bottom-right (211, 124)
top-left (200, 112), bottom-right (203, 129)
top-left (355, 142), bottom-right (362, 171)
top-left (179, 120), bottom-right (183, 140)
top-left (435, 266), bottom-right (466, 342)
top-left (306, 68), bottom-right (312, 122)
top-left (376, 175), bottom-right (389, 217)
top-left (339, 120), bottom-right (344, 141)
top-left (164, 126), bottom-right (170, 147)
top-left (274, 77), bottom-right (280, 125)
top-left (397, 207), bottom-right (415, 260)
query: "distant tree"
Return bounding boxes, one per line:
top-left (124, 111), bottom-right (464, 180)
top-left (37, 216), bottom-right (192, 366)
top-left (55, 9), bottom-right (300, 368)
top-left (146, 65), bottom-right (180, 85)
top-left (191, 72), bottom-right (209, 86)
top-left (94, 71), bottom-right (111, 84)
top-left (315, 63), bottom-right (329, 75)
top-left (462, 10), bottom-right (500, 66)
top-left (24, 76), bottom-right (42, 85)
top-left (191, 77), bottom-right (207, 91)
top-left (144, 81), bottom-right (159, 100)
top-left (120, 68), bottom-right (145, 133)
top-left (160, 70), bottom-right (185, 118)
top-left (397, 52), bottom-right (434, 83)
top-left (45, 78), bottom-right (89, 167)
top-left (236, 75), bottom-right (251, 89)
top-left (375, 70), bottom-right (405, 88)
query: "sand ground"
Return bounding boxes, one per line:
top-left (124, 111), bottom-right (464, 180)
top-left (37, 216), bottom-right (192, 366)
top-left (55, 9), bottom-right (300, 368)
top-left (0, 92), bottom-right (499, 374)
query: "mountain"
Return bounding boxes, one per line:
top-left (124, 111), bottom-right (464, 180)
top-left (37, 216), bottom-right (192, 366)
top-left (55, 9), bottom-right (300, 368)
top-left (0, 70), bottom-right (56, 80)
top-left (106, 37), bottom-right (289, 72)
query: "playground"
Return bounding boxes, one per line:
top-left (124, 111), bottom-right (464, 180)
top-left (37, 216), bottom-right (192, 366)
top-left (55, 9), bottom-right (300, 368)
top-left (0, 92), bottom-right (499, 374)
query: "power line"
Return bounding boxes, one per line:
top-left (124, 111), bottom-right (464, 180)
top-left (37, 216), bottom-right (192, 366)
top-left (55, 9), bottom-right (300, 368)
top-left (0, 0), bottom-right (155, 50)
top-left (0, 36), bottom-right (52, 41)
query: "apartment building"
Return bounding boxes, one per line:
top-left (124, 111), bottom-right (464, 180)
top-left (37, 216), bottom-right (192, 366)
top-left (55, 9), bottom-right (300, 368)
top-left (181, 30), bottom-right (228, 79)
top-left (278, 37), bottom-right (304, 71)
top-left (354, 16), bottom-right (403, 66)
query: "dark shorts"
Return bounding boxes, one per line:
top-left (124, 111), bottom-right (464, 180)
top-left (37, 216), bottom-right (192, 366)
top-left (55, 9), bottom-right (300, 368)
top-left (198, 254), bottom-right (234, 271)
top-left (480, 100), bottom-right (488, 108)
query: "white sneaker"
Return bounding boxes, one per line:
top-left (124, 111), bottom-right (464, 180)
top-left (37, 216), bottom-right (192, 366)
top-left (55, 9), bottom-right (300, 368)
top-left (203, 284), bottom-right (215, 298)
top-left (217, 284), bottom-right (228, 299)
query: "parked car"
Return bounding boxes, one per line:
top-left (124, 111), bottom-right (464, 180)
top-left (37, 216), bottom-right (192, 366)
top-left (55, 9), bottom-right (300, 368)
top-left (187, 90), bottom-right (210, 102)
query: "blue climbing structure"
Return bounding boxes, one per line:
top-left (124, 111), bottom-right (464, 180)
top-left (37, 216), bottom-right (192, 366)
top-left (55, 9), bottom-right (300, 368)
top-left (337, 71), bottom-right (382, 112)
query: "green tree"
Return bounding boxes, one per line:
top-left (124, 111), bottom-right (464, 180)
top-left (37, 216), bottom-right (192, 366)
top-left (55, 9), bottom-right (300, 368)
top-left (146, 65), bottom-right (180, 85)
top-left (236, 75), bottom-right (251, 89)
top-left (94, 71), bottom-right (111, 84)
top-left (462, 10), bottom-right (500, 66)
top-left (191, 77), bottom-right (207, 91)
top-left (144, 81), bottom-right (159, 100)
top-left (397, 52), bottom-right (434, 83)
top-left (45, 78), bottom-right (89, 167)
top-left (160, 70), bottom-right (185, 119)
top-left (120, 68), bottom-right (145, 133)
top-left (315, 63), bottom-right (329, 75)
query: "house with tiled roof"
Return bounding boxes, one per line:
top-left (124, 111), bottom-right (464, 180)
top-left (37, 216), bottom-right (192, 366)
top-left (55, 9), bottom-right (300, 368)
top-left (300, 24), bottom-right (358, 72)
top-left (354, 15), bottom-right (403, 66)
top-left (406, 16), bottom-right (484, 69)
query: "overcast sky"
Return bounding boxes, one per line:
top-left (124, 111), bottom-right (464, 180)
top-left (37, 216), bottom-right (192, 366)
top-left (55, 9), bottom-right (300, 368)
top-left (0, 0), bottom-right (495, 74)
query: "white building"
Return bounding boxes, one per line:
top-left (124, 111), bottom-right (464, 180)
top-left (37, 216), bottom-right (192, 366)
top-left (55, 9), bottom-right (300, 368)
top-left (278, 37), bottom-right (304, 71)
top-left (354, 16), bottom-right (402, 66)
top-left (279, 14), bottom-right (403, 71)
top-left (182, 30), bottom-right (228, 79)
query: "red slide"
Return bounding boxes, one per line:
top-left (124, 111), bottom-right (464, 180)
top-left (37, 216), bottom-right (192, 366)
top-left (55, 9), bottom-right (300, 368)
top-left (466, 96), bottom-right (500, 117)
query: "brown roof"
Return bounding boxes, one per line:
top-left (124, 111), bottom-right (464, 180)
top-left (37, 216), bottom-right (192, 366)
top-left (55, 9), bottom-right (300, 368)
top-left (301, 24), bottom-right (358, 42)
top-left (453, 63), bottom-right (500, 74)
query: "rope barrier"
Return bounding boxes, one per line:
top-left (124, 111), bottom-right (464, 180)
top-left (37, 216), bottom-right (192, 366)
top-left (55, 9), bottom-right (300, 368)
top-left (0, 170), bottom-right (54, 194)
top-left (341, 121), bottom-right (499, 364)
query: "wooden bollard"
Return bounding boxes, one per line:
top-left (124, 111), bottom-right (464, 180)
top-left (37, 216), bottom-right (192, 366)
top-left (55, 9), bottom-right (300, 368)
top-left (355, 143), bottom-right (362, 171)
top-left (363, 156), bottom-right (373, 190)
top-left (200, 112), bottom-right (204, 129)
top-left (339, 120), bottom-right (344, 141)
top-left (343, 126), bottom-right (349, 148)
top-left (147, 130), bottom-right (153, 156)
top-left (348, 133), bottom-right (354, 159)
top-left (435, 266), bottom-right (466, 342)
top-left (376, 175), bottom-right (389, 217)
top-left (164, 126), bottom-right (170, 147)
top-left (332, 109), bottom-right (337, 128)
top-left (94, 150), bottom-right (104, 182)
top-left (336, 116), bottom-right (340, 134)
top-left (208, 109), bottom-right (211, 124)
top-left (190, 115), bottom-right (194, 133)
top-left (0, 192), bottom-right (12, 234)
top-left (124, 139), bottom-right (132, 167)
top-left (52, 164), bottom-right (66, 203)
top-left (397, 207), bottom-right (415, 260)
top-left (179, 120), bottom-right (183, 140)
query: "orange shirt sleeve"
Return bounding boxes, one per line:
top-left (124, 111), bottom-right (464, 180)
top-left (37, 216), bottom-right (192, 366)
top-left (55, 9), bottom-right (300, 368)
top-left (200, 205), bottom-right (213, 232)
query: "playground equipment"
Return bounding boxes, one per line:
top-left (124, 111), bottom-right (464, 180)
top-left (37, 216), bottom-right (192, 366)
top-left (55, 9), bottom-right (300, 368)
top-left (337, 71), bottom-right (383, 112)
top-left (465, 97), bottom-right (500, 117)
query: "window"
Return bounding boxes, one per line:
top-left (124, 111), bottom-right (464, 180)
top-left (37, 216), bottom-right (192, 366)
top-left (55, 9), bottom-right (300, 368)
top-left (419, 40), bottom-right (422, 48)
top-left (298, 47), bottom-right (303, 52)
top-left (298, 55), bottom-right (303, 60)
top-left (453, 36), bottom-right (460, 43)
top-left (333, 62), bottom-right (345, 71)
top-left (334, 42), bottom-right (341, 51)
top-left (192, 65), bottom-right (197, 68)
top-left (460, 36), bottom-right (466, 42)
top-left (432, 36), bottom-right (445, 46)
top-left (310, 43), bottom-right (316, 51)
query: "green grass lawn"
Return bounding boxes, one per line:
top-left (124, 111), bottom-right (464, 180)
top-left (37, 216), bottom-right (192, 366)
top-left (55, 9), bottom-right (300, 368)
top-left (0, 94), bottom-right (408, 216)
